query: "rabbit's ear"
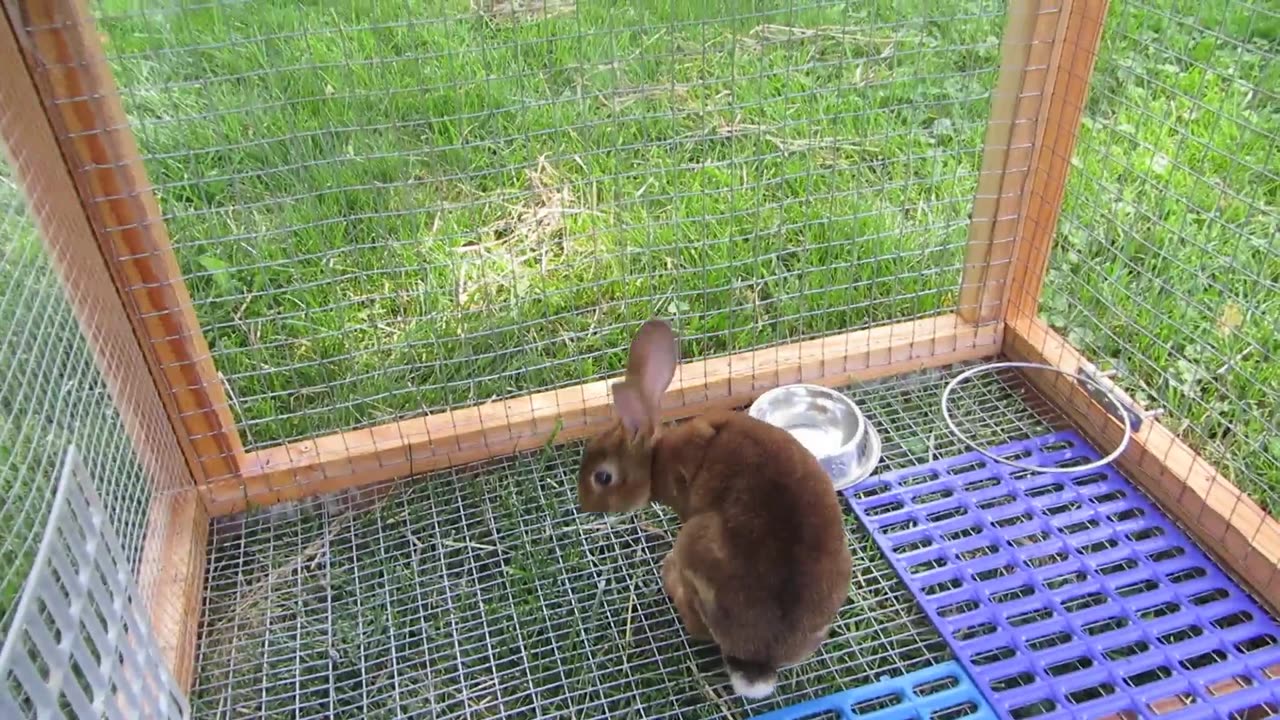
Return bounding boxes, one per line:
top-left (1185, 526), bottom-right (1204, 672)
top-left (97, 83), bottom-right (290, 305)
top-left (625, 318), bottom-right (678, 412)
top-left (611, 380), bottom-right (651, 440)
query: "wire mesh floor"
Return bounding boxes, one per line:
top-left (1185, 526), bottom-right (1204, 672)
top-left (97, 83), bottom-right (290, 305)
top-left (192, 361), bottom-right (1072, 719)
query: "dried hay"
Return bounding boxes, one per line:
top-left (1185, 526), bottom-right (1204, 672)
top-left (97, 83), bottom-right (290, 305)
top-left (472, 0), bottom-right (575, 24)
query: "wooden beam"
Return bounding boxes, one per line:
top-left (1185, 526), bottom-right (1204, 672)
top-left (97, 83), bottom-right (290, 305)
top-left (959, 0), bottom-right (1082, 326)
top-left (0, 4), bottom-right (209, 693)
top-left (957, 0), bottom-right (1050, 326)
top-left (137, 490), bottom-right (208, 691)
top-left (203, 314), bottom-right (1002, 516)
top-left (1004, 0), bottom-right (1110, 324)
top-left (1005, 316), bottom-right (1280, 611)
top-left (12, 0), bottom-right (244, 485)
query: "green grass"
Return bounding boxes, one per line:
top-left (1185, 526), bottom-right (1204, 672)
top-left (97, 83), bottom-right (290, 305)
top-left (95, 0), bottom-right (1005, 449)
top-left (91, 0), bottom-right (1275, 497)
top-left (1044, 0), bottom-right (1279, 504)
top-left (0, 165), bottom-right (153, 634)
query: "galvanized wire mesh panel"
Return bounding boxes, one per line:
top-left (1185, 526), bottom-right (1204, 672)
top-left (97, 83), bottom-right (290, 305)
top-left (1040, 3), bottom-right (1277, 526)
top-left (0, 447), bottom-right (188, 719)
top-left (191, 362), bottom-right (1066, 718)
top-left (79, 0), bottom-right (1009, 452)
top-left (0, 123), bottom-right (176, 641)
top-left (0, 51), bottom-right (194, 717)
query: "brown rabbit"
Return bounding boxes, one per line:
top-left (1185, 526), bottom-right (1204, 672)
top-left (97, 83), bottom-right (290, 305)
top-left (576, 318), bottom-right (853, 699)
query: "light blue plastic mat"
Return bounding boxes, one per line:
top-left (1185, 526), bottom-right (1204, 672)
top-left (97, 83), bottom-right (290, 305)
top-left (748, 661), bottom-right (997, 720)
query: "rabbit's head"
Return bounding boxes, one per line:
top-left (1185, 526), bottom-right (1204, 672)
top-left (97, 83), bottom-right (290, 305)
top-left (576, 319), bottom-right (678, 514)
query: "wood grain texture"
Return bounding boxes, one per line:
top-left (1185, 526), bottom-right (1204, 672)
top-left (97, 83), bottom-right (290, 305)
top-left (958, 0), bottom-right (1057, 326)
top-left (1, 5), bottom-right (209, 693)
top-left (203, 314), bottom-right (1001, 516)
top-left (1006, 316), bottom-right (1280, 611)
top-left (14, 0), bottom-right (244, 485)
top-left (138, 490), bottom-right (208, 691)
top-left (1004, 0), bottom-right (1110, 324)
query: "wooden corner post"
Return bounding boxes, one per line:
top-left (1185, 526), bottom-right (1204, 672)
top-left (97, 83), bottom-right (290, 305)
top-left (959, 0), bottom-right (1109, 328)
top-left (1003, 0), bottom-right (1110, 324)
top-left (10, 0), bottom-right (244, 486)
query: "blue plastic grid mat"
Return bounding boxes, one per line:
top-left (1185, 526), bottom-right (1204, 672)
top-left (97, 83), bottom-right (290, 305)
top-left (842, 429), bottom-right (1280, 720)
top-left (748, 661), bottom-right (997, 720)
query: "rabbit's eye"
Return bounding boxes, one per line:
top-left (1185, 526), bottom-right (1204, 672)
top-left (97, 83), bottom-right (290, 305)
top-left (593, 469), bottom-right (613, 486)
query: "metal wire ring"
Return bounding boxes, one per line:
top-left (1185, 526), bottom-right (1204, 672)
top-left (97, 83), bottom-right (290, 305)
top-left (940, 360), bottom-right (1135, 474)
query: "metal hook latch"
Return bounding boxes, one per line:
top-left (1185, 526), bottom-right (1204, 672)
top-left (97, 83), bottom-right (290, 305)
top-left (1076, 362), bottom-right (1163, 433)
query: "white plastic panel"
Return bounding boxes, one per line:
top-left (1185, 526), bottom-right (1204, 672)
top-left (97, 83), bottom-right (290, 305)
top-left (0, 447), bottom-right (188, 719)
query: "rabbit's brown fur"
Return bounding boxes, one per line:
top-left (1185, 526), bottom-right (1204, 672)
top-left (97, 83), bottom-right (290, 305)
top-left (576, 319), bottom-right (852, 698)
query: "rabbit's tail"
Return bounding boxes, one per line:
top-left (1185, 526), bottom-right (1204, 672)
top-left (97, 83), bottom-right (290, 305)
top-left (725, 655), bottom-right (777, 699)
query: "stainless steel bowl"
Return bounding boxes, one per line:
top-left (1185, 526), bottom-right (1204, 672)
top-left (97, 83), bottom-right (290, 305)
top-left (748, 383), bottom-right (882, 491)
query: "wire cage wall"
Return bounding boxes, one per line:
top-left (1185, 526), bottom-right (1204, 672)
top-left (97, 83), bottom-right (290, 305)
top-left (0, 0), bottom-right (1275, 718)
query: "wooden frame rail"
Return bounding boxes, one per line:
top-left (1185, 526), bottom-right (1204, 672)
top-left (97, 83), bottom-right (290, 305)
top-left (204, 314), bottom-right (1002, 516)
top-left (14, 0), bottom-right (244, 486)
top-left (0, 2), bottom-right (207, 691)
top-left (136, 491), bottom-right (208, 690)
top-left (1006, 316), bottom-right (1280, 611)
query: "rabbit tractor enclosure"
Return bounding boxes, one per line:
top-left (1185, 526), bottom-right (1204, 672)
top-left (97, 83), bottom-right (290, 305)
top-left (0, 0), bottom-right (1277, 717)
